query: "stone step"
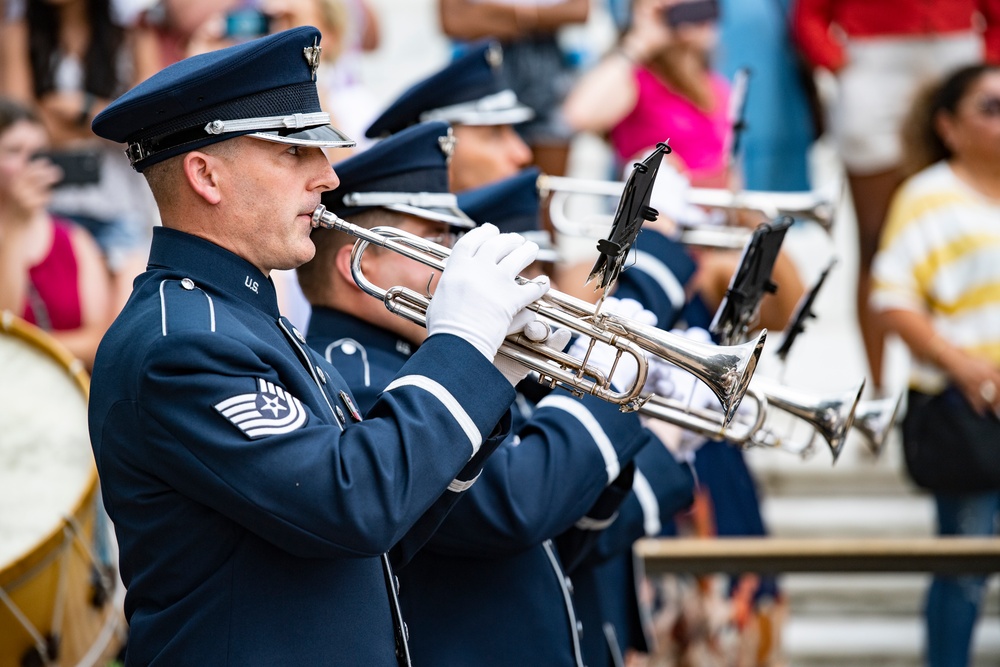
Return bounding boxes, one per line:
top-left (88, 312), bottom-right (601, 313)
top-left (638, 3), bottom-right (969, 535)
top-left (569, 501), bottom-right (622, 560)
top-left (781, 616), bottom-right (1000, 667)
top-left (761, 496), bottom-right (935, 538)
top-left (782, 574), bottom-right (1000, 617)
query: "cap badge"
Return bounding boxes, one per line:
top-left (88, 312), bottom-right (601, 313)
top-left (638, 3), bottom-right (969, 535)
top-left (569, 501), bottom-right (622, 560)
top-left (438, 127), bottom-right (457, 164)
top-left (303, 37), bottom-right (322, 80)
top-left (485, 42), bottom-right (503, 69)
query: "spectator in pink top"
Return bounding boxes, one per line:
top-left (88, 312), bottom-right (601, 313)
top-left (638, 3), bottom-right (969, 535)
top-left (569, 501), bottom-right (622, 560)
top-left (563, 0), bottom-right (731, 188)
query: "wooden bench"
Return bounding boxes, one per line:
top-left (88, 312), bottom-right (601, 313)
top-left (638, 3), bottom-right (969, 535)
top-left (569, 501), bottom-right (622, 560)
top-left (635, 537), bottom-right (1000, 575)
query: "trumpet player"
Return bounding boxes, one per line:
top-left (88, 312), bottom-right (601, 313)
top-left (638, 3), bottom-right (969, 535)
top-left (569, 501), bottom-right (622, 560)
top-left (85, 29), bottom-right (551, 667)
top-left (298, 131), bottom-right (697, 667)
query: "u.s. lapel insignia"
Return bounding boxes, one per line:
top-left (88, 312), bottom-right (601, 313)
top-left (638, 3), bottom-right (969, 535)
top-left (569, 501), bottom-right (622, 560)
top-left (438, 126), bottom-right (457, 165)
top-left (303, 37), bottom-right (322, 81)
top-left (215, 378), bottom-right (308, 439)
top-left (339, 390), bottom-right (363, 422)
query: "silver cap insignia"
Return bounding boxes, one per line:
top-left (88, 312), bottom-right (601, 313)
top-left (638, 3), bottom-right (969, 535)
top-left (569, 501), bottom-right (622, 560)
top-left (303, 37), bottom-right (322, 81)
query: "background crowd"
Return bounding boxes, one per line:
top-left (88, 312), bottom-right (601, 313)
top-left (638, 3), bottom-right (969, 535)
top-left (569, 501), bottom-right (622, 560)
top-left (1, 0), bottom-right (999, 666)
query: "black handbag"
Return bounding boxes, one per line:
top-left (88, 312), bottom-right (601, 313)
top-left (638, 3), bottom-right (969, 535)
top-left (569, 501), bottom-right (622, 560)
top-left (902, 387), bottom-right (1000, 493)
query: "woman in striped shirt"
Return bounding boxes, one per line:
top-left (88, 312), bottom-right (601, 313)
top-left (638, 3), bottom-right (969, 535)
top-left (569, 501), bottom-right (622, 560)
top-left (871, 63), bottom-right (1000, 667)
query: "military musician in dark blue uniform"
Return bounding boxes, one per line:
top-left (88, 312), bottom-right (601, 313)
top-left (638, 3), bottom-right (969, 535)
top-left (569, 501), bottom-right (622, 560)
top-left (298, 127), bottom-right (697, 666)
top-left (86, 27), bottom-right (552, 667)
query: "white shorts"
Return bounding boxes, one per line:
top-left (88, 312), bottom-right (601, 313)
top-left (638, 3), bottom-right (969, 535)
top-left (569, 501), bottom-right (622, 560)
top-left (834, 32), bottom-right (981, 174)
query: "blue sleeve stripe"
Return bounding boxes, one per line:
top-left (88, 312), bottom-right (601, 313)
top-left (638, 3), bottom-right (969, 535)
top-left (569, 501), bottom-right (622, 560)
top-left (633, 469), bottom-right (661, 536)
top-left (633, 250), bottom-right (687, 311)
top-left (534, 394), bottom-right (619, 483)
top-left (384, 374), bottom-right (482, 455)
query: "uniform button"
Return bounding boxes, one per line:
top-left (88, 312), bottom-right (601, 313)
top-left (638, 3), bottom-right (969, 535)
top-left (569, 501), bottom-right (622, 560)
top-left (294, 328), bottom-right (306, 344)
top-left (334, 406), bottom-right (345, 424)
top-left (316, 366), bottom-right (327, 383)
top-left (402, 621), bottom-right (409, 642)
top-left (565, 577), bottom-right (574, 594)
top-left (576, 620), bottom-right (584, 637)
top-left (341, 342), bottom-right (357, 355)
top-left (394, 575), bottom-right (401, 595)
top-left (180, 278), bottom-right (195, 290)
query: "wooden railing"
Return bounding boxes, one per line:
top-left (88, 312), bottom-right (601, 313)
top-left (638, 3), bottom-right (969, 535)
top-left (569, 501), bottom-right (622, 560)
top-left (635, 537), bottom-right (1000, 575)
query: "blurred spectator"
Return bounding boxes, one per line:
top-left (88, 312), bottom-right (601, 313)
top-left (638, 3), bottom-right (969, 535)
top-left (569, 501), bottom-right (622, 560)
top-left (562, 0), bottom-right (804, 332)
top-left (1, 0), bottom-right (160, 313)
top-left (792, 0), bottom-right (996, 393)
top-left (871, 63), bottom-right (1000, 667)
top-left (0, 96), bottom-right (111, 368)
top-left (716, 0), bottom-right (816, 191)
top-left (563, 0), bottom-right (730, 188)
top-left (438, 0), bottom-right (588, 178)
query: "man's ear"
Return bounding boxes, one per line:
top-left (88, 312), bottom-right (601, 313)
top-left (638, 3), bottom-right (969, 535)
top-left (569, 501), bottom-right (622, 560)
top-left (334, 242), bottom-right (364, 291)
top-left (183, 151), bottom-right (223, 205)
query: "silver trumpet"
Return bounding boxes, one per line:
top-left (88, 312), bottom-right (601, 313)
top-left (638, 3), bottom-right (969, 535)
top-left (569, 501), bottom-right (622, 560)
top-left (852, 393), bottom-right (903, 458)
top-left (311, 205), bottom-right (765, 423)
top-left (537, 174), bottom-right (841, 249)
top-left (747, 377), bottom-right (865, 463)
top-left (637, 376), bottom-right (864, 463)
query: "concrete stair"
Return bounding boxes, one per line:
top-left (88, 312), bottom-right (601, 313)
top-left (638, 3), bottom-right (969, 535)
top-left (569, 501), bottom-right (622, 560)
top-left (746, 431), bottom-right (1000, 667)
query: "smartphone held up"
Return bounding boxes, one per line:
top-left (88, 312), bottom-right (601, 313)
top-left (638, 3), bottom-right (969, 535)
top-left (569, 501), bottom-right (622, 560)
top-left (662, 0), bottom-right (719, 27)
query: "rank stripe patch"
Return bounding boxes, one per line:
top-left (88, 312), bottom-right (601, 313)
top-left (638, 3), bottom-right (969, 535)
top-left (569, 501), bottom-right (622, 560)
top-left (214, 378), bottom-right (308, 439)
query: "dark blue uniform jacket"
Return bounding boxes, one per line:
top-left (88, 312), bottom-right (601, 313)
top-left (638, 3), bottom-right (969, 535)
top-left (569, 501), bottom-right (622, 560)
top-left (307, 307), bottom-right (676, 667)
top-left (88, 228), bottom-right (514, 666)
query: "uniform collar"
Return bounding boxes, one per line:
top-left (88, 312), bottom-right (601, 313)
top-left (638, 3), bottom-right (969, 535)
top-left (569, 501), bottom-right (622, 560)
top-left (307, 306), bottom-right (416, 358)
top-left (147, 227), bottom-right (280, 319)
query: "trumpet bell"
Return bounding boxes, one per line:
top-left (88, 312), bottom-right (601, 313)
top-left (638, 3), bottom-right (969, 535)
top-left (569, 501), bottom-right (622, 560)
top-left (753, 377), bottom-right (865, 463)
top-left (853, 393), bottom-right (903, 458)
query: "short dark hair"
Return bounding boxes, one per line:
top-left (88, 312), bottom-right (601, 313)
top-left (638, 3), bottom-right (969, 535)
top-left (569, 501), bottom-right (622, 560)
top-left (0, 96), bottom-right (42, 136)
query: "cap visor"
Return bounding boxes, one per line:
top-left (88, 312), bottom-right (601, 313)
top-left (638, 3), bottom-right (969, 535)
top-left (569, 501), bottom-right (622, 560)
top-left (387, 203), bottom-right (476, 229)
top-left (250, 124), bottom-right (356, 148)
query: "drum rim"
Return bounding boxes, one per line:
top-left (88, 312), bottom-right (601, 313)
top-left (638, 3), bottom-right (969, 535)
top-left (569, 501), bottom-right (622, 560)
top-left (0, 311), bottom-right (99, 589)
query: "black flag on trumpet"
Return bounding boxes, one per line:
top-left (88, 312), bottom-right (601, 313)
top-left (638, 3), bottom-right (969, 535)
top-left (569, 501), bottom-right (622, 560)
top-left (587, 142), bottom-right (670, 293)
top-left (710, 216), bottom-right (793, 345)
top-left (775, 257), bottom-right (837, 363)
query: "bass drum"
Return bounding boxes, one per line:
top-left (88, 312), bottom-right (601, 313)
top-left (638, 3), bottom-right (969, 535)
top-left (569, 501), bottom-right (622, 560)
top-left (0, 312), bottom-right (124, 667)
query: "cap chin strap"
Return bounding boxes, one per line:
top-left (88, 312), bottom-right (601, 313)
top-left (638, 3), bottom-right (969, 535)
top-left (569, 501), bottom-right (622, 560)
top-left (343, 192), bottom-right (460, 208)
top-left (419, 90), bottom-right (522, 123)
top-left (204, 112), bottom-right (331, 135)
top-left (125, 111), bottom-right (335, 167)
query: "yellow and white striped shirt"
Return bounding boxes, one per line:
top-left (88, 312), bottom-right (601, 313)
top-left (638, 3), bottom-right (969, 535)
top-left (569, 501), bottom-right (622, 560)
top-left (871, 161), bottom-right (1000, 392)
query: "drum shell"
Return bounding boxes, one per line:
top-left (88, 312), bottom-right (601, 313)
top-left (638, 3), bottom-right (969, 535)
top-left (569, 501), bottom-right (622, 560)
top-left (0, 313), bottom-right (123, 667)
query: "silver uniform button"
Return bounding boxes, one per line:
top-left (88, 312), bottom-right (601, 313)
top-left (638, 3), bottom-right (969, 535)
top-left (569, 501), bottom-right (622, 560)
top-left (402, 621), bottom-right (409, 642)
top-left (316, 366), bottom-right (327, 383)
top-left (180, 278), bottom-right (195, 290)
top-left (576, 620), bottom-right (584, 636)
top-left (341, 342), bottom-right (357, 355)
top-left (294, 328), bottom-right (307, 344)
top-left (565, 577), bottom-right (574, 594)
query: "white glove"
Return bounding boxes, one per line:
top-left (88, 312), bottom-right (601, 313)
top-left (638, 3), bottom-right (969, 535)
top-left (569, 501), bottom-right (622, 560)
top-left (646, 327), bottom-right (717, 462)
top-left (567, 297), bottom-right (656, 393)
top-left (426, 224), bottom-right (550, 360)
top-left (494, 326), bottom-right (572, 387)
